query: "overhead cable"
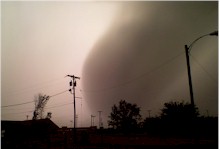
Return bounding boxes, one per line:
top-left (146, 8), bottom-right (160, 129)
top-left (1, 89), bottom-right (69, 108)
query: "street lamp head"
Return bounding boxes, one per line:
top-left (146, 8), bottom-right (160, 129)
top-left (209, 31), bottom-right (218, 36)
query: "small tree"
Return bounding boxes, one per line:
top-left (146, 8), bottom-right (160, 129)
top-left (32, 93), bottom-right (50, 120)
top-left (108, 100), bottom-right (141, 132)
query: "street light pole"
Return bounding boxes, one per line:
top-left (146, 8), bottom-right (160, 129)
top-left (185, 45), bottom-right (195, 108)
top-left (185, 31), bottom-right (218, 108)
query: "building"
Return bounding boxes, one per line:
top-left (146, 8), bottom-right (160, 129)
top-left (2, 119), bottom-right (59, 149)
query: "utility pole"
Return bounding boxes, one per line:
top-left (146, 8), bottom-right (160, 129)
top-left (98, 111), bottom-right (102, 128)
top-left (91, 115), bottom-right (95, 127)
top-left (66, 75), bottom-right (80, 147)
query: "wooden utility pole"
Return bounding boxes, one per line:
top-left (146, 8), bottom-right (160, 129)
top-left (66, 75), bottom-right (80, 147)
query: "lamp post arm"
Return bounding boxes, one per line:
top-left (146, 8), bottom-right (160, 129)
top-left (188, 31), bottom-right (218, 52)
top-left (188, 34), bottom-right (209, 52)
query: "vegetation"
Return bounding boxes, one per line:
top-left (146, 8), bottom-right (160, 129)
top-left (108, 100), bottom-right (141, 132)
top-left (108, 100), bottom-right (217, 139)
top-left (161, 101), bottom-right (199, 120)
top-left (143, 101), bottom-right (200, 137)
top-left (33, 93), bottom-right (50, 120)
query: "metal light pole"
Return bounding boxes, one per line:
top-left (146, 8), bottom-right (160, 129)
top-left (185, 31), bottom-right (218, 108)
top-left (66, 75), bottom-right (80, 147)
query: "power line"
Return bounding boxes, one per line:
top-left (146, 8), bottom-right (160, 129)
top-left (1, 89), bottom-right (69, 108)
top-left (1, 101), bottom-right (35, 108)
top-left (190, 55), bottom-right (217, 83)
top-left (5, 77), bottom-right (65, 97)
top-left (81, 51), bottom-right (185, 93)
top-left (2, 102), bottom-right (73, 116)
top-left (49, 90), bottom-right (69, 98)
top-left (45, 102), bottom-right (73, 109)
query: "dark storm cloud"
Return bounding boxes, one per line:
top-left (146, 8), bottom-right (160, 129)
top-left (82, 1), bottom-right (218, 125)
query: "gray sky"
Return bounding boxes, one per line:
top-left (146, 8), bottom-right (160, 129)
top-left (2, 1), bottom-right (218, 128)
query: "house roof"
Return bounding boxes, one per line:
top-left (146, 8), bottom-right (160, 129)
top-left (2, 119), bottom-right (59, 132)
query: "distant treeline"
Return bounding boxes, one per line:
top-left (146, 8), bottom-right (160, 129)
top-left (107, 100), bottom-right (218, 139)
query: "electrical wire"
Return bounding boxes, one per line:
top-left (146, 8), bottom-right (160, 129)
top-left (1, 89), bottom-right (69, 108)
top-left (191, 55), bottom-right (217, 83)
top-left (1, 101), bottom-right (35, 108)
top-left (49, 90), bottom-right (69, 98)
top-left (2, 102), bottom-right (73, 116)
top-left (5, 77), bottom-right (65, 98)
top-left (81, 51), bottom-right (185, 93)
top-left (45, 102), bottom-right (73, 109)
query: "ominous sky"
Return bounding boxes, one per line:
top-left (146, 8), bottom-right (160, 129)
top-left (2, 1), bottom-right (218, 128)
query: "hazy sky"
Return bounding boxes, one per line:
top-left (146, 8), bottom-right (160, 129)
top-left (2, 1), bottom-right (218, 128)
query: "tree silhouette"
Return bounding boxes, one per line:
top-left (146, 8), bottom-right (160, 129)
top-left (32, 93), bottom-right (50, 120)
top-left (160, 101), bottom-right (199, 137)
top-left (108, 100), bottom-right (141, 132)
top-left (161, 101), bottom-right (199, 120)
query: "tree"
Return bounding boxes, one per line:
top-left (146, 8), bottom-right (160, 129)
top-left (161, 101), bottom-right (199, 120)
top-left (32, 93), bottom-right (50, 120)
top-left (108, 100), bottom-right (141, 131)
top-left (160, 101), bottom-right (200, 136)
